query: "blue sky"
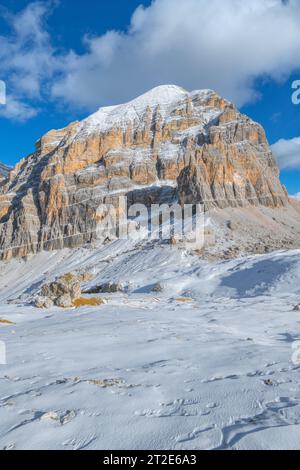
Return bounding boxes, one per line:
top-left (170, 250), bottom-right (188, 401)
top-left (0, 0), bottom-right (300, 195)
top-left (0, 0), bottom-right (152, 164)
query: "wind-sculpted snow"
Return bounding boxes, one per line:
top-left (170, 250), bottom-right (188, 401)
top-left (1, 239), bottom-right (300, 449)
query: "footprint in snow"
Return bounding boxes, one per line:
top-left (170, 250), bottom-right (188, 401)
top-left (62, 433), bottom-right (97, 450)
top-left (135, 399), bottom-right (186, 418)
top-left (175, 425), bottom-right (222, 450)
top-left (2, 443), bottom-right (15, 450)
top-left (216, 396), bottom-right (300, 449)
top-left (201, 374), bottom-right (239, 383)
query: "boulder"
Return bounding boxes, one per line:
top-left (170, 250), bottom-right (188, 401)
top-left (84, 282), bottom-right (123, 294)
top-left (41, 273), bottom-right (81, 302)
top-left (38, 272), bottom-right (81, 308)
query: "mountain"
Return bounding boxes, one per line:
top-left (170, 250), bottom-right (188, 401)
top-left (0, 84), bottom-right (299, 260)
top-left (0, 161), bottom-right (11, 181)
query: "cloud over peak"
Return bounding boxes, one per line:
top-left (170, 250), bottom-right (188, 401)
top-left (52, 0), bottom-right (300, 109)
top-left (0, 1), bottom-right (57, 120)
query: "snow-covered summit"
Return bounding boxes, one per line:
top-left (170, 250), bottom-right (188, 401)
top-left (82, 84), bottom-right (217, 134)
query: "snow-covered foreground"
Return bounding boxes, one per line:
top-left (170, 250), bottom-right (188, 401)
top-left (1, 240), bottom-right (300, 450)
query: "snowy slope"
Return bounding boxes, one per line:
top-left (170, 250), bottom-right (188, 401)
top-left (1, 238), bottom-right (300, 449)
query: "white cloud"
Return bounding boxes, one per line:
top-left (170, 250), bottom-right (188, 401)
top-left (271, 137), bottom-right (300, 170)
top-left (0, 94), bottom-right (39, 121)
top-left (292, 192), bottom-right (300, 200)
top-left (3, 0), bottom-right (300, 121)
top-left (52, 0), bottom-right (300, 109)
top-left (0, 1), bottom-right (58, 121)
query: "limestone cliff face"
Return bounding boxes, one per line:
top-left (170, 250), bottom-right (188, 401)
top-left (177, 114), bottom-right (287, 210)
top-left (0, 85), bottom-right (288, 259)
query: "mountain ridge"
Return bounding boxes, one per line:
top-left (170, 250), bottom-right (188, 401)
top-left (0, 85), bottom-right (298, 260)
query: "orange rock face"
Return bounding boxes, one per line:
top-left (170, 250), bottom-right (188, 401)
top-left (0, 85), bottom-right (288, 259)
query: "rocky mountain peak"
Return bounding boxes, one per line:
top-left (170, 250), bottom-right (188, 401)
top-left (0, 85), bottom-right (297, 260)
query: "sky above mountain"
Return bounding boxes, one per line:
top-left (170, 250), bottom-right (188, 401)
top-left (0, 0), bottom-right (300, 194)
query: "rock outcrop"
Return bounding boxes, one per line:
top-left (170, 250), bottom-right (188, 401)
top-left (37, 273), bottom-right (81, 308)
top-left (0, 85), bottom-right (291, 259)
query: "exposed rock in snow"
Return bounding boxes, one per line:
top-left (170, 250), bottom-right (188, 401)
top-left (41, 410), bottom-right (77, 425)
top-left (84, 282), bottom-right (124, 294)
